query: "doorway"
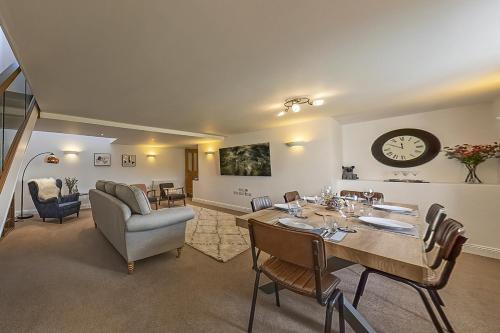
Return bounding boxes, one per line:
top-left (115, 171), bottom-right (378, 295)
top-left (185, 148), bottom-right (198, 197)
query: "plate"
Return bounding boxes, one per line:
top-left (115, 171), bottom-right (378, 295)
top-left (358, 216), bottom-right (414, 230)
top-left (372, 204), bottom-right (413, 213)
top-left (274, 203), bottom-right (289, 210)
top-left (303, 196), bottom-right (317, 202)
top-left (278, 218), bottom-right (316, 230)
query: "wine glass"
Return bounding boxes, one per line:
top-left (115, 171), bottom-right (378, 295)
top-left (363, 189), bottom-right (374, 204)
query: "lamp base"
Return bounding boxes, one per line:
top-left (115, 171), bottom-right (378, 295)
top-left (16, 214), bottom-right (34, 220)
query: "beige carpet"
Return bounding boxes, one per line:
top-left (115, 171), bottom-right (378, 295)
top-left (0, 208), bottom-right (499, 332)
top-left (185, 206), bottom-right (250, 262)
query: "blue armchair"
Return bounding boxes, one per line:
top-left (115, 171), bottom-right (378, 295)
top-left (28, 179), bottom-right (81, 224)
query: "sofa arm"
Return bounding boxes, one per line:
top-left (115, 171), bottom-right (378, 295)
top-left (126, 206), bottom-right (194, 232)
top-left (60, 193), bottom-right (80, 203)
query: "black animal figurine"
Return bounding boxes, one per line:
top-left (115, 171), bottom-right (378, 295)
top-left (342, 166), bottom-right (358, 180)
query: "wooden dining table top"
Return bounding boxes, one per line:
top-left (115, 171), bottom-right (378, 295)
top-left (236, 202), bottom-right (428, 283)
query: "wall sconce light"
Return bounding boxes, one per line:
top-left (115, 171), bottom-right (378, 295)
top-left (205, 151), bottom-right (215, 156)
top-left (146, 154), bottom-right (157, 158)
top-left (63, 150), bottom-right (79, 157)
top-left (285, 141), bottom-right (306, 147)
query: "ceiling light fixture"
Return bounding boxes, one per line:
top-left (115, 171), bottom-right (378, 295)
top-left (277, 97), bottom-right (325, 117)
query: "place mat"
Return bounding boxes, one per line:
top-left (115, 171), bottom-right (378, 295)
top-left (354, 222), bottom-right (419, 238)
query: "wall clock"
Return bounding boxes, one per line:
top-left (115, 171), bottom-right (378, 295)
top-left (371, 128), bottom-right (441, 167)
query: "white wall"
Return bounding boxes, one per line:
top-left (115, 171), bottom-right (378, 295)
top-left (16, 131), bottom-right (185, 214)
top-left (342, 104), bottom-right (500, 184)
top-left (0, 25), bottom-right (17, 73)
top-left (194, 118), bottom-right (342, 212)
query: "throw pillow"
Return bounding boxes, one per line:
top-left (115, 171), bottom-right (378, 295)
top-left (115, 184), bottom-right (151, 215)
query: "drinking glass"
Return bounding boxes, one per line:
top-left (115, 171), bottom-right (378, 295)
top-left (362, 189), bottom-right (374, 205)
top-left (323, 215), bottom-right (337, 233)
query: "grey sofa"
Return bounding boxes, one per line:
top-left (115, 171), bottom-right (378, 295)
top-left (90, 180), bottom-right (194, 273)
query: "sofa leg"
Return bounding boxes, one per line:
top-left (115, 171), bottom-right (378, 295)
top-left (77, 212), bottom-right (80, 217)
top-left (176, 247), bottom-right (183, 258)
top-left (94, 222), bottom-right (97, 229)
top-left (127, 261), bottom-right (135, 274)
top-left (59, 217), bottom-right (63, 224)
top-left (43, 218), bottom-right (45, 222)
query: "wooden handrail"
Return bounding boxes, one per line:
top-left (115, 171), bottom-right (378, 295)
top-left (0, 63), bottom-right (21, 94)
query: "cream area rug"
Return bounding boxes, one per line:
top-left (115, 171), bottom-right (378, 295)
top-left (185, 206), bottom-right (250, 262)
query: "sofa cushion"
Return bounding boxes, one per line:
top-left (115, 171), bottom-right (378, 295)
top-left (104, 181), bottom-right (117, 196)
top-left (115, 184), bottom-right (151, 215)
top-left (33, 178), bottom-right (60, 200)
top-left (95, 180), bottom-right (107, 192)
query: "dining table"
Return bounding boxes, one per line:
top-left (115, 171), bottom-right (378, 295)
top-left (236, 201), bottom-right (427, 333)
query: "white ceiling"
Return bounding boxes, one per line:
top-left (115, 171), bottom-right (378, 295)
top-left (2, 0), bottom-right (500, 139)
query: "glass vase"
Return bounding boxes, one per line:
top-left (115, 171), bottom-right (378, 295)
top-left (464, 163), bottom-right (482, 184)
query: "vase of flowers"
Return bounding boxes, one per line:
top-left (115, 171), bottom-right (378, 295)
top-left (443, 143), bottom-right (500, 184)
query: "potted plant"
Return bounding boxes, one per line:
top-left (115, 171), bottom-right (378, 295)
top-left (443, 143), bottom-right (500, 183)
top-left (65, 177), bottom-right (79, 194)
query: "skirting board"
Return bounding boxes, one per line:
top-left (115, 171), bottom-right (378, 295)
top-left (15, 203), bottom-right (91, 217)
top-left (191, 197), bottom-right (251, 213)
top-left (463, 243), bottom-right (500, 260)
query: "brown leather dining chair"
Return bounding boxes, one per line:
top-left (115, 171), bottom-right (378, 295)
top-left (423, 203), bottom-right (447, 252)
top-left (250, 196), bottom-right (273, 212)
top-left (353, 218), bottom-right (467, 333)
top-left (283, 190), bottom-right (300, 203)
top-left (340, 190), bottom-right (384, 201)
top-left (247, 218), bottom-right (345, 333)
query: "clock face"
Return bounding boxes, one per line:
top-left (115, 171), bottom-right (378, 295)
top-left (382, 136), bottom-right (427, 161)
top-left (371, 129), bottom-right (440, 167)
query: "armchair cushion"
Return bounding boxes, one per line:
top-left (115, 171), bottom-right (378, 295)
top-left (32, 178), bottom-right (60, 200)
top-left (126, 207), bottom-right (194, 232)
top-left (115, 184), bottom-right (151, 215)
top-left (60, 193), bottom-right (80, 203)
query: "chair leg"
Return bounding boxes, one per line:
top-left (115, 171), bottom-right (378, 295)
top-left (433, 290), bottom-right (445, 306)
top-left (325, 289), bottom-right (344, 333)
top-left (77, 212), bottom-right (79, 217)
top-left (337, 292), bottom-right (345, 333)
top-left (176, 247), bottom-right (183, 258)
top-left (428, 289), bottom-right (454, 333)
top-left (94, 222), bottom-right (97, 229)
top-left (353, 269), bottom-right (371, 308)
top-left (414, 287), bottom-right (444, 333)
top-left (59, 217), bottom-right (62, 224)
top-left (127, 261), bottom-right (135, 274)
top-left (183, 198), bottom-right (186, 206)
top-left (43, 218), bottom-right (45, 222)
top-left (274, 282), bottom-right (280, 307)
top-left (248, 270), bottom-right (261, 333)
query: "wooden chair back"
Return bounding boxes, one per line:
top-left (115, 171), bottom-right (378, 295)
top-left (284, 191), bottom-right (300, 203)
top-left (423, 203), bottom-right (446, 250)
top-left (248, 218), bottom-right (327, 302)
top-left (428, 218), bottom-right (467, 289)
top-left (340, 190), bottom-right (384, 201)
top-left (250, 196), bottom-right (273, 212)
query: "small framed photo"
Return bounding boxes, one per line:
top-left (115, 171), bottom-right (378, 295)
top-left (122, 154), bottom-right (136, 167)
top-left (94, 153), bottom-right (111, 166)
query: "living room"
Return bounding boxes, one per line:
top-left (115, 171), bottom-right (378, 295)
top-left (1, 1), bottom-right (500, 333)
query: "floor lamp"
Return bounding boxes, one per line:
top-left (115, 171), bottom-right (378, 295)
top-left (17, 152), bottom-right (59, 220)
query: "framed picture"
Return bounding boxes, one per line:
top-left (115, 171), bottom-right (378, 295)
top-left (122, 154), bottom-right (136, 167)
top-left (94, 153), bottom-right (111, 166)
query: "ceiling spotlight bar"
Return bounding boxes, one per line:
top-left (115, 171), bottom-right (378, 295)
top-left (277, 97), bottom-right (324, 117)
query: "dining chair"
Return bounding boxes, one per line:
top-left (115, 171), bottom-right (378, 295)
top-left (250, 196), bottom-right (273, 212)
top-left (159, 183), bottom-right (186, 207)
top-left (423, 203), bottom-right (446, 252)
top-left (283, 190), bottom-right (300, 203)
top-left (247, 218), bottom-right (345, 333)
top-left (339, 190), bottom-right (384, 201)
top-left (353, 218), bottom-right (467, 333)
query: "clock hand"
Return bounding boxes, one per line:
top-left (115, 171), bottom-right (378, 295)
top-left (400, 143), bottom-right (404, 149)
top-left (387, 144), bottom-right (403, 149)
